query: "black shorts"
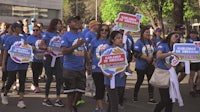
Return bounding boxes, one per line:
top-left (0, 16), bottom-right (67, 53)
top-left (63, 68), bottom-right (86, 94)
top-left (191, 63), bottom-right (200, 71)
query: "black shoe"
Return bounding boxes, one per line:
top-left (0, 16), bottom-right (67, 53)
top-left (148, 99), bottom-right (157, 104)
top-left (42, 99), bottom-right (53, 106)
top-left (54, 100), bottom-right (64, 107)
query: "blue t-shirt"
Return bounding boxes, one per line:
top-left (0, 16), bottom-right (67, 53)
top-left (61, 31), bottom-right (85, 71)
top-left (42, 31), bottom-right (61, 47)
top-left (126, 35), bottom-right (134, 50)
top-left (186, 37), bottom-right (200, 43)
top-left (4, 35), bottom-right (29, 71)
top-left (1, 33), bottom-right (12, 50)
top-left (82, 28), bottom-right (90, 37)
top-left (27, 35), bottom-right (44, 62)
top-left (134, 39), bottom-right (154, 70)
top-left (156, 43), bottom-right (171, 70)
top-left (89, 38), bottom-right (110, 72)
top-left (152, 36), bottom-right (162, 48)
top-left (103, 46), bottom-right (127, 87)
top-left (85, 30), bottom-right (96, 48)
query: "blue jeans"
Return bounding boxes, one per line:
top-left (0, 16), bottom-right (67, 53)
top-left (43, 55), bottom-right (62, 96)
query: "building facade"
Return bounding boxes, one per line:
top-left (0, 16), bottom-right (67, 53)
top-left (0, 0), bottom-right (62, 25)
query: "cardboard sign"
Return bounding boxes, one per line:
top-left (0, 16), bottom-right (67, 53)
top-left (114, 12), bottom-right (141, 32)
top-left (8, 41), bottom-right (33, 63)
top-left (173, 43), bottom-right (200, 62)
top-left (49, 36), bottom-right (62, 57)
top-left (98, 47), bottom-right (128, 89)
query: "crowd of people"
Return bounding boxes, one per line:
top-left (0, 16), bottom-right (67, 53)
top-left (0, 16), bottom-right (199, 112)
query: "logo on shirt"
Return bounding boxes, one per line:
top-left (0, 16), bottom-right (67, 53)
top-left (72, 38), bottom-right (85, 56)
top-left (142, 45), bottom-right (154, 56)
top-left (96, 44), bottom-right (109, 59)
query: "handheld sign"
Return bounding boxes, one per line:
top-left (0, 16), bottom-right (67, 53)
top-left (48, 36), bottom-right (62, 67)
top-left (8, 41), bottom-right (33, 63)
top-left (98, 47), bottom-right (128, 89)
top-left (173, 42), bottom-right (200, 74)
top-left (114, 12), bottom-right (142, 48)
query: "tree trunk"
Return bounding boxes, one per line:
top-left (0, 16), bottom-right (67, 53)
top-left (172, 0), bottom-right (184, 25)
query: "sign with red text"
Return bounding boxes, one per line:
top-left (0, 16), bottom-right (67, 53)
top-left (8, 41), bottom-right (33, 63)
top-left (173, 43), bottom-right (200, 62)
top-left (114, 12), bottom-right (142, 32)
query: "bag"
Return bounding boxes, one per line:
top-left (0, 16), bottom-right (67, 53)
top-left (149, 68), bottom-right (170, 88)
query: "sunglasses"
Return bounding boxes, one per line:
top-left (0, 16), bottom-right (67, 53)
top-left (33, 29), bottom-right (39, 31)
top-left (101, 29), bottom-right (109, 32)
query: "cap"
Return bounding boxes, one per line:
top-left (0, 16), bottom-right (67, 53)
top-left (88, 20), bottom-right (100, 28)
top-left (11, 23), bottom-right (21, 29)
top-left (31, 18), bottom-right (36, 22)
top-left (190, 29), bottom-right (198, 34)
top-left (155, 28), bottom-right (162, 32)
top-left (174, 24), bottom-right (185, 31)
top-left (67, 16), bottom-right (81, 23)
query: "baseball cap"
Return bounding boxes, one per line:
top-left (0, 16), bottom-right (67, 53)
top-left (189, 29), bottom-right (198, 34)
top-left (31, 18), bottom-right (36, 22)
top-left (88, 20), bottom-right (100, 28)
top-left (67, 16), bottom-right (81, 23)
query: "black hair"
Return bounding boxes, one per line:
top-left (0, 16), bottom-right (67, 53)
top-left (162, 32), bottom-right (179, 51)
top-left (109, 31), bottom-right (123, 45)
top-left (96, 24), bottom-right (110, 40)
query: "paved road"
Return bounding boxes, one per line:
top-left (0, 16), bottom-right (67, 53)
top-left (0, 67), bottom-right (200, 112)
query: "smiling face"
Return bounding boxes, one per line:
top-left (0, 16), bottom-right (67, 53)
top-left (69, 19), bottom-right (81, 30)
top-left (170, 33), bottom-right (180, 44)
top-left (100, 25), bottom-right (109, 39)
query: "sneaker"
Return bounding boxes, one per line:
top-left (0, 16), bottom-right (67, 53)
top-left (1, 93), bottom-right (8, 105)
top-left (17, 100), bottom-right (26, 108)
top-left (148, 99), bottom-right (157, 104)
top-left (42, 99), bottom-right (53, 106)
top-left (76, 99), bottom-right (85, 106)
top-left (34, 87), bottom-right (40, 93)
top-left (54, 100), bottom-right (64, 107)
top-left (30, 84), bottom-right (36, 91)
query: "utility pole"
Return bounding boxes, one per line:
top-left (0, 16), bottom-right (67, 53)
top-left (95, 0), bottom-right (98, 20)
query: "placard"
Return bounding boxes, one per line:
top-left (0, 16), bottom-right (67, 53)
top-left (8, 41), bottom-right (33, 63)
top-left (98, 47), bottom-right (128, 89)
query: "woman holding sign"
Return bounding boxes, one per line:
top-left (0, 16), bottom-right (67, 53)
top-left (102, 31), bottom-right (128, 112)
top-left (154, 32), bottom-right (180, 112)
top-left (39, 19), bottom-right (64, 107)
top-left (88, 24), bottom-right (110, 112)
top-left (133, 26), bottom-right (156, 104)
top-left (1, 23), bottom-right (28, 108)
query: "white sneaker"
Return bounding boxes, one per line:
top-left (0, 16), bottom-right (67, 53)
top-left (30, 84), bottom-right (36, 91)
top-left (17, 100), bottom-right (26, 108)
top-left (1, 93), bottom-right (8, 105)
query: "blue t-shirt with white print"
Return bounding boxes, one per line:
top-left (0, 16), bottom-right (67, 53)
top-left (61, 31), bottom-right (85, 71)
top-left (156, 43), bottom-right (171, 70)
top-left (85, 30), bottom-right (96, 49)
top-left (134, 39), bottom-right (154, 70)
top-left (27, 35), bottom-right (44, 62)
top-left (4, 35), bottom-right (29, 71)
top-left (42, 31), bottom-right (61, 47)
top-left (89, 38), bottom-right (110, 72)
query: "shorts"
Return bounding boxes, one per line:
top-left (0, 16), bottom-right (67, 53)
top-left (191, 63), bottom-right (200, 71)
top-left (63, 68), bottom-right (86, 94)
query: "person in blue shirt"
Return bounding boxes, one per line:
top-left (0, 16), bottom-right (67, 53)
top-left (27, 25), bottom-right (44, 93)
top-left (0, 23), bottom-right (12, 92)
top-left (133, 26), bottom-right (156, 104)
top-left (61, 16), bottom-right (86, 112)
top-left (85, 20), bottom-right (100, 49)
top-left (88, 24), bottom-right (110, 112)
top-left (186, 29), bottom-right (200, 97)
top-left (154, 32), bottom-right (180, 112)
top-left (152, 28), bottom-right (163, 48)
top-left (39, 18), bottom-right (64, 107)
top-left (1, 23), bottom-right (28, 108)
top-left (28, 18), bottom-right (37, 35)
top-left (103, 31), bottom-right (127, 112)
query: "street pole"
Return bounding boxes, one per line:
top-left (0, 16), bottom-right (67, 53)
top-left (76, 0), bottom-right (78, 16)
top-left (95, 0), bottom-right (98, 20)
